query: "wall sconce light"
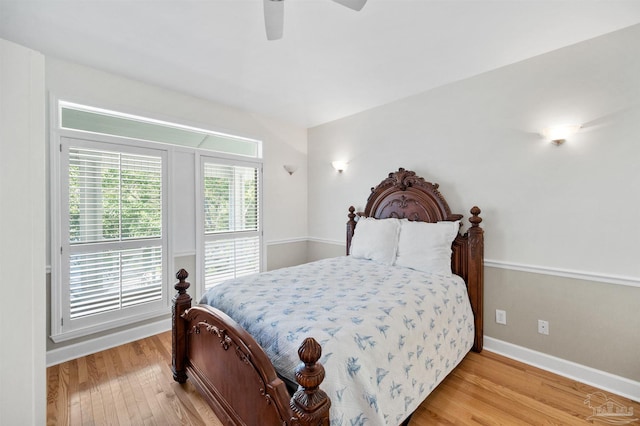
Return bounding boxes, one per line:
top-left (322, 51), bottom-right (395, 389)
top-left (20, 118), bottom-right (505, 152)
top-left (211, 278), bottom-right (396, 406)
top-left (542, 124), bottom-right (581, 146)
top-left (332, 161), bottom-right (349, 173)
top-left (283, 164), bottom-right (298, 175)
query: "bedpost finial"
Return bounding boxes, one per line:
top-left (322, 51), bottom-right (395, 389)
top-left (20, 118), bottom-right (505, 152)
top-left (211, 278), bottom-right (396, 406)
top-left (347, 206), bottom-right (357, 256)
top-left (176, 268), bottom-right (189, 281)
top-left (174, 269), bottom-right (190, 293)
top-left (469, 206), bottom-right (482, 227)
top-left (298, 337), bottom-right (322, 365)
top-left (295, 338), bottom-right (325, 390)
top-left (292, 337), bottom-right (329, 418)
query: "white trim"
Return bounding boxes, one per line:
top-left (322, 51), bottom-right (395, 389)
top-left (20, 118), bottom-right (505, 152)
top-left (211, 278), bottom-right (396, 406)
top-left (52, 96), bottom-right (265, 152)
top-left (169, 242), bottom-right (309, 257)
top-left (300, 239), bottom-right (640, 288)
top-left (59, 100), bottom-right (262, 145)
top-left (485, 259), bottom-right (640, 289)
top-left (307, 237), bottom-right (343, 246)
top-left (46, 317), bottom-right (171, 367)
top-left (484, 337), bottom-right (640, 402)
top-left (197, 235), bottom-right (640, 289)
top-left (266, 237), bottom-right (308, 246)
top-left (49, 94), bottom-right (64, 345)
top-left (50, 306), bottom-right (169, 343)
top-left (195, 151), bottom-right (203, 300)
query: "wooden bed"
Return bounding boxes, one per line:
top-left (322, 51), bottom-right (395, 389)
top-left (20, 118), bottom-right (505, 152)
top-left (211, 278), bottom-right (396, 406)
top-left (171, 168), bottom-right (484, 425)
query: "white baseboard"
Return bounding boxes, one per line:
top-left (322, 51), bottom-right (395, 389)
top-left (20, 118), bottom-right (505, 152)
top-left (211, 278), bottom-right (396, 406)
top-left (46, 318), bottom-right (171, 367)
top-left (484, 336), bottom-right (640, 402)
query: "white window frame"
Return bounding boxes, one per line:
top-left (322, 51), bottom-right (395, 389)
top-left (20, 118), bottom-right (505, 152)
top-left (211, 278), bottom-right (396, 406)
top-left (51, 110), bottom-right (171, 342)
top-left (196, 155), bottom-right (264, 297)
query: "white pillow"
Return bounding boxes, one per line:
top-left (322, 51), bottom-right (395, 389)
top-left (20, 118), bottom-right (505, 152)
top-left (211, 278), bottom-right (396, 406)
top-left (350, 217), bottom-right (402, 265)
top-left (395, 220), bottom-right (460, 276)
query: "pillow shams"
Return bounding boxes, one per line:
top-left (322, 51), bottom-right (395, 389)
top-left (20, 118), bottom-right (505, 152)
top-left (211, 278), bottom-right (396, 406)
top-left (350, 217), bottom-right (402, 265)
top-left (395, 220), bottom-right (459, 276)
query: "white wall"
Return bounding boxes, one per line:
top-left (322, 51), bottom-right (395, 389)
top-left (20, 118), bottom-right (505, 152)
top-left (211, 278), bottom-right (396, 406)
top-left (0, 38), bottom-right (46, 425)
top-left (45, 57), bottom-right (309, 355)
top-left (45, 57), bottom-right (308, 255)
top-left (307, 24), bottom-right (640, 383)
top-left (308, 23), bottom-right (640, 280)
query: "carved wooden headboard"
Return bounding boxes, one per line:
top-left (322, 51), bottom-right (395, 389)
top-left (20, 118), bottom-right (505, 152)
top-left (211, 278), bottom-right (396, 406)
top-left (346, 168), bottom-right (485, 351)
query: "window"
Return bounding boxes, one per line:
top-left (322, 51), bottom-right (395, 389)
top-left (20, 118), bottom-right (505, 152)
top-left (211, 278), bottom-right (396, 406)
top-left (53, 137), bottom-right (168, 340)
top-left (51, 100), bottom-right (263, 340)
top-left (60, 101), bottom-right (261, 157)
top-left (201, 159), bottom-right (262, 289)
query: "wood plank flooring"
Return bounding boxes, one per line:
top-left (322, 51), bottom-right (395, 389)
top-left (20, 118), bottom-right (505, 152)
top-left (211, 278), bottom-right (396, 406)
top-left (47, 331), bottom-right (639, 425)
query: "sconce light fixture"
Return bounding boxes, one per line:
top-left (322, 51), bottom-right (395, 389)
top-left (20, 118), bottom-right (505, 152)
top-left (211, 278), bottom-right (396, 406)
top-left (283, 164), bottom-right (298, 175)
top-left (332, 161), bottom-right (349, 173)
top-left (542, 124), bottom-right (581, 146)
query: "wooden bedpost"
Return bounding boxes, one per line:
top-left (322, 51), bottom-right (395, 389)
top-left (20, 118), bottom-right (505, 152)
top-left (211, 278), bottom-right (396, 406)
top-left (467, 207), bottom-right (484, 352)
top-left (172, 269), bottom-right (192, 383)
top-left (346, 206), bottom-right (356, 255)
top-left (290, 338), bottom-right (331, 426)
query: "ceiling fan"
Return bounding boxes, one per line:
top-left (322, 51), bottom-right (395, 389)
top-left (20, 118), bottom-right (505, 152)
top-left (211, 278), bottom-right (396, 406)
top-left (264, 0), bottom-right (368, 40)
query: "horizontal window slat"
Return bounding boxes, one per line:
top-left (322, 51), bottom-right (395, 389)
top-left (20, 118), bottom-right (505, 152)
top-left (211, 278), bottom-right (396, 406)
top-left (69, 147), bottom-right (162, 245)
top-left (68, 246), bottom-right (163, 320)
top-left (203, 162), bottom-right (260, 287)
top-left (204, 236), bottom-right (260, 289)
top-left (203, 163), bottom-right (258, 235)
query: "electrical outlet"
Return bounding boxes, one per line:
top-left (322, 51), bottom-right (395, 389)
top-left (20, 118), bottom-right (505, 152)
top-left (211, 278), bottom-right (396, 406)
top-left (538, 319), bottom-right (549, 335)
top-left (495, 309), bottom-right (507, 325)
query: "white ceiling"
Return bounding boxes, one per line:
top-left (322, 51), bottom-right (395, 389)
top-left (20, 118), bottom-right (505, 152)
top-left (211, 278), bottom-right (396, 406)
top-left (2, 0), bottom-right (640, 128)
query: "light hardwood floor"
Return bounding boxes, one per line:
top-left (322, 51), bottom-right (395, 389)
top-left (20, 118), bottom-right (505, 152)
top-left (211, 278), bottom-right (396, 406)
top-left (47, 331), bottom-right (639, 425)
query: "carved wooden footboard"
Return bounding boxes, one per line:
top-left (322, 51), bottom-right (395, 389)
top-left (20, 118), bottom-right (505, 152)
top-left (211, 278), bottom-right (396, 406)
top-left (171, 269), bottom-right (330, 426)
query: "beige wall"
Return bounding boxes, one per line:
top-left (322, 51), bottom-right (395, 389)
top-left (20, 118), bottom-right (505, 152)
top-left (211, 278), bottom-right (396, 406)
top-left (267, 241), bottom-right (309, 271)
top-left (484, 267), bottom-right (640, 381)
top-left (308, 239), bottom-right (344, 263)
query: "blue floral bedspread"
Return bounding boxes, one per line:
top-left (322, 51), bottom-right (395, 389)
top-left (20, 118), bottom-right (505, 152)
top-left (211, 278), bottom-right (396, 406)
top-left (200, 256), bottom-right (474, 425)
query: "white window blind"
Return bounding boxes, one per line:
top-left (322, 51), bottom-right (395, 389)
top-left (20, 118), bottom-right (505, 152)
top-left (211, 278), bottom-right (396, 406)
top-left (68, 148), bottom-right (162, 243)
top-left (54, 138), bottom-right (168, 340)
top-left (202, 162), bottom-right (261, 289)
top-left (69, 247), bottom-right (163, 319)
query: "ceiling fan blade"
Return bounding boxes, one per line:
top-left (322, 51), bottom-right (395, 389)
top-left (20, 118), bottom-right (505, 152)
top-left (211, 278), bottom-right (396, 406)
top-left (264, 0), bottom-right (284, 41)
top-left (331, 0), bottom-right (367, 11)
